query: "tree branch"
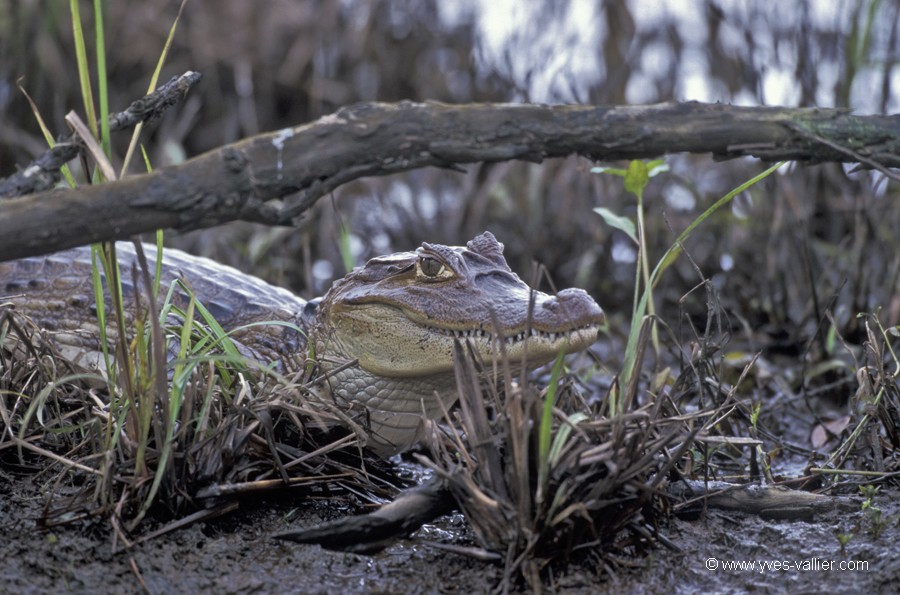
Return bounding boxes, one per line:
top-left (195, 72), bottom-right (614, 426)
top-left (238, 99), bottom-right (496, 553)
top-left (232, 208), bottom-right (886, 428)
top-left (2, 100), bottom-right (899, 261)
top-left (0, 71), bottom-right (202, 199)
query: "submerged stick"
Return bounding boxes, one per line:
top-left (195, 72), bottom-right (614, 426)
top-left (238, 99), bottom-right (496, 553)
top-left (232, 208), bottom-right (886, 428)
top-left (273, 478), bottom-right (455, 554)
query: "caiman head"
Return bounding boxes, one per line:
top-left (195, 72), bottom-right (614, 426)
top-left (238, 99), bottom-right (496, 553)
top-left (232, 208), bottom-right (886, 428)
top-left (312, 231), bottom-right (604, 456)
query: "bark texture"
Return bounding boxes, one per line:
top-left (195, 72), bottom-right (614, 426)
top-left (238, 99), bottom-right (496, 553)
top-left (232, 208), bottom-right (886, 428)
top-left (2, 100), bottom-right (899, 261)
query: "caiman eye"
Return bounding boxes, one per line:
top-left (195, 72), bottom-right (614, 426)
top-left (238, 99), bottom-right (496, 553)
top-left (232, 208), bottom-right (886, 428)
top-left (417, 256), bottom-right (452, 280)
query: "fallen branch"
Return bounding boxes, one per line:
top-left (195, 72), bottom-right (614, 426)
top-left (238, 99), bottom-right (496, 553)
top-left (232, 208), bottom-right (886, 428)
top-left (670, 480), bottom-right (857, 521)
top-left (2, 100), bottom-right (899, 261)
top-left (273, 477), bottom-right (861, 555)
top-left (0, 71), bottom-right (202, 199)
top-left (273, 478), bottom-right (456, 554)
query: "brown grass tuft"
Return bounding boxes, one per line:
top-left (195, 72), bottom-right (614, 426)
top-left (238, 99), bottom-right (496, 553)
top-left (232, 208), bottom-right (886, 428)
top-left (419, 330), bottom-right (731, 592)
top-left (0, 301), bottom-right (401, 544)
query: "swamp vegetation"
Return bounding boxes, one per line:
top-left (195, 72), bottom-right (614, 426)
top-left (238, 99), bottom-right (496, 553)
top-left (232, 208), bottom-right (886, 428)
top-left (1, 1), bottom-right (900, 592)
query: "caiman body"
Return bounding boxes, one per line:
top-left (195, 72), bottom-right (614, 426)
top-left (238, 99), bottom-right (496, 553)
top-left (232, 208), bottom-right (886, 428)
top-left (0, 232), bottom-right (604, 455)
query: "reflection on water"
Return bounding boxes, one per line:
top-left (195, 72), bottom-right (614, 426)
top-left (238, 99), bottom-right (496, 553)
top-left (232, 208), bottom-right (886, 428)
top-left (445, 0), bottom-right (898, 111)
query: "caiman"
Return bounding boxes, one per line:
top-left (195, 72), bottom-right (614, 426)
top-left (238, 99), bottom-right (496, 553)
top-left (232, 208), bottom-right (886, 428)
top-left (0, 232), bottom-right (604, 455)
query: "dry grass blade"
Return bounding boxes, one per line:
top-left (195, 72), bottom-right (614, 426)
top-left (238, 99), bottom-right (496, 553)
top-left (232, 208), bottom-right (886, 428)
top-left (132, 501), bottom-right (240, 546)
top-left (821, 315), bottom-right (900, 476)
top-left (64, 111), bottom-right (116, 182)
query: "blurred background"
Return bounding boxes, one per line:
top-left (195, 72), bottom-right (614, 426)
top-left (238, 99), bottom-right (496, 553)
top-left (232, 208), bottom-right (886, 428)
top-left (1, 0), bottom-right (898, 367)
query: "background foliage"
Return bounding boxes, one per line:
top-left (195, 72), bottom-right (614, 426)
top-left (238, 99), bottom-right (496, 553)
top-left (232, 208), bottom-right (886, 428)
top-left (1, 0), bottom-right (898, 356)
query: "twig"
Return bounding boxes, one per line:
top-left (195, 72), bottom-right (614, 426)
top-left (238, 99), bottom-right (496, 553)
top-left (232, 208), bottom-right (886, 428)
top-left (195, 472), bottom-right (355, 498)
top-left (132, 501), bottom-right (239, 545)
top-left (129, 557), bottom-right (151, 594)
top-left (809, 467), bottom-right (900, 478)
top-left (0, 71), bottom-right (202, 198)
top-left (10, 437), bottom-right (102, 475)
top-left (421, 540), bottom-right (503, 561)
top-left (790, 122), bottom-right (900, 182)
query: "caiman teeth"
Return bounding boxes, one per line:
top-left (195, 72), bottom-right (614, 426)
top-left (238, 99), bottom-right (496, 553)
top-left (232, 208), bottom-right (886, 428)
top-left (425, 323), bottom-right (597, 345)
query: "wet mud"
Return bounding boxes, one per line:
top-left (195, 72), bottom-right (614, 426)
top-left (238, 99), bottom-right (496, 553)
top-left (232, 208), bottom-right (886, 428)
top-left (3, 477), bottom-right (899, 594)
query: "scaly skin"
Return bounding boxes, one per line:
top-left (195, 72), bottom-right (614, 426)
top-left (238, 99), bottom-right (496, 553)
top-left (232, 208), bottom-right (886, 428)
top-left (0, 232), bottom-right (604, 455)
top-left (0, 243), bottom-right (310, 366)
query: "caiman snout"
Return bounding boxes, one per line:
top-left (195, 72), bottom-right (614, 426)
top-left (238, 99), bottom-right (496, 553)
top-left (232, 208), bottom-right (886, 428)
top-left (538, 287), bottom-right (605, 328)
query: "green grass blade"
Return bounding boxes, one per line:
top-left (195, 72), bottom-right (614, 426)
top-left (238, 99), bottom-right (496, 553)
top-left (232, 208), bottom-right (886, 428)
top-left (130, 360), bottom-right (194, 530)
top-left (69, 0), bottom-right (97, 138)
top-left (121, 0), bottom-right (189, 176)
top-left (16, 83), bottom-right (77, 188)
top-left (93, 0), bottom-right (109, 159)
top-left (536, 350), bottom-right (566, 507)
top-left (652, 161), bottom-right (786, 279)
top-left (549, 412), bottom-right (588, 468)
top-left (89, 246), bottom-right (114, 384)
top-left (15, 373), bottom-right (107, 446)
top-left (338, 225), bottom-right (355, 274)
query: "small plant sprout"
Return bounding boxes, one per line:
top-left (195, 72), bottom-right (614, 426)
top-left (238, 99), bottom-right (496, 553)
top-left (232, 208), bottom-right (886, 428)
top-left (593, 159), bottom-right (786, 414)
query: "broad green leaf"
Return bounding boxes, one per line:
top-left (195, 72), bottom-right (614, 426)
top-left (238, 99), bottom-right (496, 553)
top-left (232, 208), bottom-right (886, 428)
top-left (594, 207), bottom-right (637, 243)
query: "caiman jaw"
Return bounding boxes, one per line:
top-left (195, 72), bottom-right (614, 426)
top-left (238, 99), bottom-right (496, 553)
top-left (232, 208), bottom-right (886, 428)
top-left (423, 321), bottom-right (599, 349)
top-left (415, 323), bottom-right (601, 373)
top-left (328, 300), bottom-right (603, 378)
top-left (412, 308), bottom-right (603, 368)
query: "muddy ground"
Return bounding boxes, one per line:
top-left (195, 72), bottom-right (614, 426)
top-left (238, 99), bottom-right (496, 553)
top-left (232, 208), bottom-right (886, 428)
top-left (3, 473), bottom-right (899, 594)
